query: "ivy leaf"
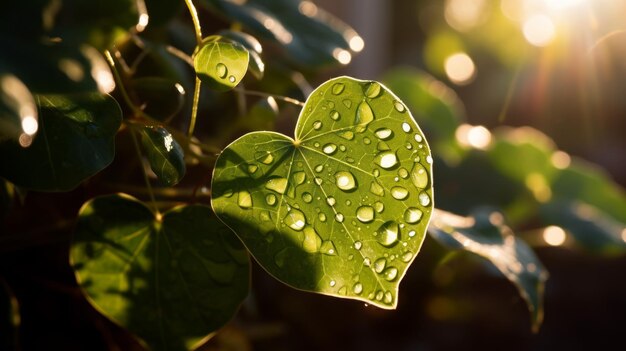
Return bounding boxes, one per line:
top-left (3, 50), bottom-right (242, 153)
top-left (139, 126), bottom-right (186, 186)
top-left (71, 194), bottom-right (250, 351)
top-left (428, 209), bottom-right (548, 332)
top-left (0, 93), bottom-right (121, 191)
top-left (212, 77), bottom-right (433, 309)
top-left (201, 0), bottom-right (363, 67)
top-left (194, 38), bottom-right (249, 92)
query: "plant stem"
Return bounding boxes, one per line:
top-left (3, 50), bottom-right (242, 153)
top-left (233, 87), bottom-right (305, 107)
top-left (184, 0), bottom-right (203, 45)
top-left (129, 129), bottom-right (161, 218)
top-left (187, 77), bottom-right (202, 136)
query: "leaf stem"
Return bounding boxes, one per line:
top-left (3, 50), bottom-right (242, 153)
top-left (233, 87), bottom-right (305, 107)
top-left (129, 129), bottom-right (161, 217)
top-left (184, 0), bottom-right (203, 46)
top-left (187, 77), bottom-right (202, 136)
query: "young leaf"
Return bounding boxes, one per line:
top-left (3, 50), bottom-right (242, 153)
top-left (0, 93), bottom-right (121, 191)
top-left (212, 77), bottom-right (433, 309)
top-left (201, 0), bottom-right (363, 66)
top-left (194, 38), bottom-right (249, 92)
top-left (139, 126), bottom-right (186, 186)
top-left (218, 30), bottom-right (265, 79)
top-left (428, 209), bottom-right (548, 332)
top-left (71, 194), bottom-right (250, 351)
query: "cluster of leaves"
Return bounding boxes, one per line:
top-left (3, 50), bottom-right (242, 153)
top-left (1, 0), bottom-right (625, 350)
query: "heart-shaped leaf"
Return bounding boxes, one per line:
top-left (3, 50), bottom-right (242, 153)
top-left (139, 126), bottom-right (186, 186)
top-left (0, 93), bottom-right (121, 191)
top-left (428, 209), bottom-right (548, 332)
top-left (194, 38), bottom-right (249, 92)
top-left (212, 76), bottom-right (433, 308)
top-left (71, 194), bottom-right (250, 351)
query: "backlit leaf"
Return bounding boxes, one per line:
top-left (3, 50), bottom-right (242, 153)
top-left (194, 38), bottom-right (249, 92)
top-left (428, 209), bottom-right (548, 332)
top-left (212, 77), bottom-right (433, 309)
top-left (71, 194), bottom-right (250, 351)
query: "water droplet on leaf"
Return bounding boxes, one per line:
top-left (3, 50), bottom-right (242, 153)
top-left (391, 186), bottom-right (409, 200)
top-left (404, 207), bottom-right (423, 224)
top-left (356, 206), bottom-right (375, 223)
top-left (377, 221), bottom-right (399, 247)
top-left (335, 171), bottom-right (357, 191)
top-left (266, 178), bottom-right (288, 194)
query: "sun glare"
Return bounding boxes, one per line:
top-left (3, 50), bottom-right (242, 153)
top-left (523, 14), bottom-right (556, 46)
top-left (444, 52), bottom-right (476, 85)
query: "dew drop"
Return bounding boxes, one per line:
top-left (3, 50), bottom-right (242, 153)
top-left (354, 241), bottom-right (362, 250)
top-left (414, 134), bottom-right (423, 143)
top-left (375, 291), bottom-right (384, 301)
top-left (216, 63), bottom-right (227, 78)
top-left (326, 196), bottom-right (336, 206)
top-left (408, 230), bottom-right (416, 238)
top-left (401, 251), bottom-right (414, 262)
top-left (292, 171), bottom-right (306, 185)
top-left (265, 194), bottom-right (277, 206)
top-left (374, 201), bottom-right (384, 213)
top-left (237, 190), bottom-right (252, 208)
top-left (284, 208), bottom-right (306, 231)
top-left (339, 145), bottom-right (346, 152)
top-left (332, 83), bottom-right (345, 95)
top-left (394, 101), bottom-right (406, 112)
top-left (330, 280), bottom-right (336, 287)
top-left (354, 101), bottom-right (374, 133)
top-left (255, 151), bottom-right (274, 164)
top-left (363, 258), bottom-right (371, 267)
top-left (426, 155), bottom-right (433, 164)
top-left (338, 130), bottom-right (355, 140)
top-left (398, 167), bottom-right (409, 179)
top-left (391, 186), bottom-right (409, 200)
top-left (373, 169), bottom-right (380, 177)
top-left (265, 178), bottom-right (288, 194)
top-left (356, 206), bottom-right (375, 223)
top-left (259, 211), bottom-right (272, 222)
top-left (377, 221), bottom-right (399, 247)
top-left (363, 137), bottom-right (371, 145)
top-left (335, 171), bottom-right (357, 191)
top-left (410, 163), bottom-right (429, 189)
top-left (335, 213), bottom-right (345, 223)
top-left (313, 121), bottom-right (323, 130)
top-left (330, 110), bottom-right (340, 120)
top-left (375, 151), bottom-right (398, 169)
top-left (323, 143), bottom-right (337, 155)
top-left (314, 177), bottom-right (323, 185)
top-left (374, 257), bottom-right (387, 273)
top-left (321, 240), bottom-right (337, 255)
top-left (247, 164), bottom-right (258, 174)
top-left (402, 122), bottom-right (412, 133)
top-left (369, 181), bottom-right (385, 196)
top-left (318, 213), bottom-right (327, 222)
top-left (223, 189), bottom-right (234, 198)
top-left (383, 267), bottom-right (398, 281)
top-left (375, 128), bottom-right (393, 140)
top-left (404, 207), bottom-right (423, 224)
top-left (419, 192), bottom-right (431, 206)
top-left (302, 192), bottom-right (313, 203)
top-left (353, 282), bottom-right (363, 294)
top-left (365, 82), bottom-right (382, 98)
top-left (343, 99), bottom-right (352, 108)
top-left (302, 227), bottom-right (322, 253)
top-left (315, 164), bottom-right (324, 173)
top-left (384, 291), bottom-right (393, 304)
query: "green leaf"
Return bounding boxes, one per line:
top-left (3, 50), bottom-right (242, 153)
top-left (194, 38), bottom-right (249, 92)
top-left (383, 68), bottom-right (465, 162)
top-left (428, 209), bottom-right (548, 332)
top-left (0, 93), bottom-right (121, 191)
top-left (219, 30), bottom-right (265, 79)
top-left (131, 77), bottom-right (186, 122)
top-left (139, 126), bottom-right (186, 186)
top-left (71, 194), bottom-right (250, 351)
top-left (0, 74), bottom-right (37, 141)
top-left (201, 0), bottom-right (363, 67)
top-left (212, 77), bottom-right (433, 309)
